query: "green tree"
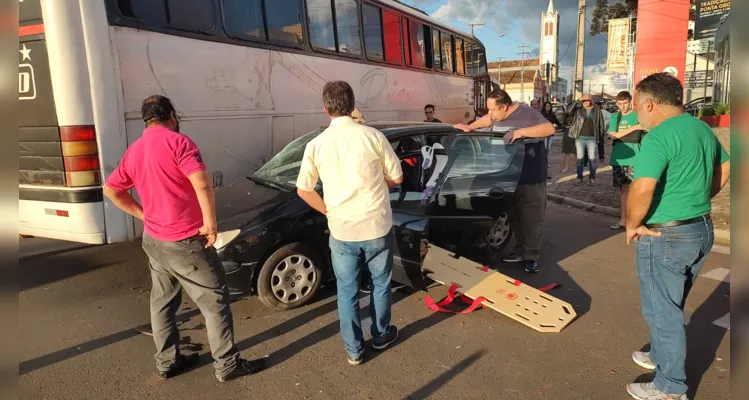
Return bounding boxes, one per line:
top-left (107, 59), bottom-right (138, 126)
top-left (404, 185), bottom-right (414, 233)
top-left (590, 0), bottom-right (694, 38)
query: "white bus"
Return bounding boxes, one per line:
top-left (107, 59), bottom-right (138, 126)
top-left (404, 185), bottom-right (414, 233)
top-left (18, 0), bottom-right (492, 244)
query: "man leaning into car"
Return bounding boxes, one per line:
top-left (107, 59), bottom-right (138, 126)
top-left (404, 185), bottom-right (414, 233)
top-left (454, 90), bottom-right (555, 273)
top-left (296, 81), bottom-right (403, 365)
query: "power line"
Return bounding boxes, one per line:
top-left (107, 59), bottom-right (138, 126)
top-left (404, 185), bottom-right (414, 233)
top-left (585, 16), bottom-right (608, 44)
top-left (560, 31), bottom-right (576, 61)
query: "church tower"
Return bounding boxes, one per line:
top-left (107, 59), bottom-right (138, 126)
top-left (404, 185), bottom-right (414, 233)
top-left (539, 0), bottom-right (560, 83)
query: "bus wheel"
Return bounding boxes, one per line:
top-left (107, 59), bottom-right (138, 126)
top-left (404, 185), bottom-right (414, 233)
top-left (256, 243), bottom-right (323, 311)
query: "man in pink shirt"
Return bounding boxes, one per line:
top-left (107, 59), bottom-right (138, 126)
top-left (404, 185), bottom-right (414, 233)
top-left (104, 95), bottom-right (264, 382)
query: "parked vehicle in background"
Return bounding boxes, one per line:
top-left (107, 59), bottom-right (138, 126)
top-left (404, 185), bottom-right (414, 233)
top-left (18, 0), bottom-right (492, 244)
top-left (553, 105), bottom-right (568, 126)
top-left (684, 97), bottom-right (713, 116)
top-left (214, 122), bottom-right (526, 311)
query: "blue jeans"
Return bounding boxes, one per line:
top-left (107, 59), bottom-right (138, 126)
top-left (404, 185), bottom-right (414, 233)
top-left (635, 217), bottom-right (714, 395)
top-left (575, 137), bottom-right (597, 179)
top-left (329, 230), bottom-right (394, 359)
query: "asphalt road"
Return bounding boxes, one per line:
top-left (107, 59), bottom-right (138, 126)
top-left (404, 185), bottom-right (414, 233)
top-left (19, 203), bottom-right (731, 400)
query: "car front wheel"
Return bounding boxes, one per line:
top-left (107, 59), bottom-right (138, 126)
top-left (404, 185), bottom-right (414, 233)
top-left (485, 212), bottom-right (512, 253)
top-left (256, 243), bottom-right (323, 311)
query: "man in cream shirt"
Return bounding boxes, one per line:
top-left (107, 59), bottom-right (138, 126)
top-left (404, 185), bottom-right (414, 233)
top-left (296, 81), bottom-right (403, 365)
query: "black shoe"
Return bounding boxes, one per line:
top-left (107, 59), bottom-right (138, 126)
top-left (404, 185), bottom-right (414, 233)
top-left (574, 178), bottom-right (584, 186)
top-left (501, 253), bottom-right (524, 263)
top-left (158, 353), bottom-right (200, 380)
top-left (217, 358), bottom-right (266, 382)
top-left (360, 284), bottom-right (372, 294)
top-left (524, 260), bottom-right (540, 273)
top-left (372, 325), bottom-right (399, 350)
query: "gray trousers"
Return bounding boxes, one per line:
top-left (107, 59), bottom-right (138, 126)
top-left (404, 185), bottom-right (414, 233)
top-left (142, 234), bottom-right (240, 378)
top-left (508, 182), bottom-right (547, 262)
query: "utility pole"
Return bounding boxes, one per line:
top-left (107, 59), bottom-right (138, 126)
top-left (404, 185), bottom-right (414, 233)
top-left (496, 57), bottom-right (505, 90)
top-left (573, 0), bottom-right (586, 100)
top-left (469, 23), bottom-right (484, 37)
top-left (518, 45), bottom-right (530, 103)
top-left (601, 84), bottom-right (605, 98)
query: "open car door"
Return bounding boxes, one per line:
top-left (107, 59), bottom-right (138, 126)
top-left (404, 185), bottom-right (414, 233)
top-left (390, 131), bottom-right (526, 290)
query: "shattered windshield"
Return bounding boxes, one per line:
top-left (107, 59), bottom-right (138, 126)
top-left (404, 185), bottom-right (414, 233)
top-left (252, 128), bottom-right (324, 190)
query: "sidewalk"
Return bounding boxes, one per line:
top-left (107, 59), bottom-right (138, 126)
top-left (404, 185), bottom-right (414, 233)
top-left (546, 127), bottom-right (731, 232)
top-left (19, 237), bottom-right (92, 260)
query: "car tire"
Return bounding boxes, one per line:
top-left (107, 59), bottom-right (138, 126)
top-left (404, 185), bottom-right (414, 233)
top-left (485, 212), bottom-right (513, 254)
top-left (256, 243), bottom-right (323, 311)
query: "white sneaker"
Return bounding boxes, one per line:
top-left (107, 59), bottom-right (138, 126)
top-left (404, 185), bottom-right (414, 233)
top-left (626, 382), bottom-right (687, 400)
top-left (632, 351), bottom-right (656, 370)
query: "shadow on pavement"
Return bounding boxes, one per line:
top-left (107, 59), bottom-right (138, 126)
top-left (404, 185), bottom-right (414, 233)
top-left (632, 282), bottom-right (729, 398)
top-left (402, 349), bottom-right (485, 400)
top-left (19, 309), bottom-right (201, 375)
top-left (226, 288), bottom-right (415, 370)
top-left (685, 282), bottom-right (730, 399)
top-left (486, 205), bottom-right (620, 320)
top-left (20, 241), bottom-right (140, 291)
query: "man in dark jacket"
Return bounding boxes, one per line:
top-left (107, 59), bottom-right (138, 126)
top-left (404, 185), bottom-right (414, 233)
top-left (566, 95), bottom-right (606, 185)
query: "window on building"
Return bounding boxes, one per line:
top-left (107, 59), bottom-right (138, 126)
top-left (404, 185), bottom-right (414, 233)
top-left (383, 10), bottom-right (402, 64)
top-left (455, 38), bottom-right (465, 75)
top-left (432, 29), bottom-right (441, 71)
top-left (440, 32), bottom-right (453, 73)
top-left (307, 0), bottom-right (336, 51)
top-left (362, 4), bottom-right (384, 61)
top-left (223, 0), bottom-right (303, 45)
top-left (119, 0), bottom-right (215, 33)
top-left (335, 0), bottom-right (361, 55)
top-left (407, 19), bottom-right (428, 68)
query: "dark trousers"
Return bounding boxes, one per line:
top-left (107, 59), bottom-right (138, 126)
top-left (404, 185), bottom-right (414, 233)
top-left (142, 234), bottom-right (240, 378)
top-left (508, 182), bottom-right (547, 261)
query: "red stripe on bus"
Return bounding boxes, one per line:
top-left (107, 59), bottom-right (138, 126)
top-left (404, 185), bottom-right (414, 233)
top-left (20, 24), bottom-right (44, 36)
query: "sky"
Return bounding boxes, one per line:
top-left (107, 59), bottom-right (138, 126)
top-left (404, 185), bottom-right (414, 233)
top-left (398, 0), bottom-right (627, 95)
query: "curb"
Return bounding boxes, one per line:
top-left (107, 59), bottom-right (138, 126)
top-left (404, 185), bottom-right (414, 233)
top-left (547, 193), bottom-right (731, 243)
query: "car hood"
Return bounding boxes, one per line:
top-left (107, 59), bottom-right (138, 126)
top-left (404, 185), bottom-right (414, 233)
top-left (215, 177), bottom-right (294, 231)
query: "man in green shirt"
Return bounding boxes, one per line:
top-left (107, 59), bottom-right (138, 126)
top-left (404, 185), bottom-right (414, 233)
top-left (625, 73), bottom-right (730, 400)
top-left (608, 91), bottom-right (644, 229)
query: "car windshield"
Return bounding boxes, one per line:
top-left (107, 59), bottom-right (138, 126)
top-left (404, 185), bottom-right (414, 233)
top-left (252, 128), bottom-right (324, 190)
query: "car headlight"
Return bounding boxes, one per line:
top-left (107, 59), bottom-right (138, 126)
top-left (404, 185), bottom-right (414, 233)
top-left (214, 229), bottom-right (241, 250)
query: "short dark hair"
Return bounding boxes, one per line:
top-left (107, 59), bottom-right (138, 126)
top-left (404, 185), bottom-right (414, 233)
top-left (635, 73), bottom-right (683, 107)
top-left (616, 91), bottom-right (632, 101)
top-left (424, 104), bottom-right (435, 111)
top-left (322, 81), bottom-right (355, 117)
top-left (141, 95), bottom-right (175, 124)
top-left (488, 90), bottom-right (513, 106)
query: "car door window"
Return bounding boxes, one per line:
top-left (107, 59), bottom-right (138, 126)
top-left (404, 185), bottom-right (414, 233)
top-left (428, 134), bottom-right (524, 210)
top-left (390, 151), bottom-right (425, 215)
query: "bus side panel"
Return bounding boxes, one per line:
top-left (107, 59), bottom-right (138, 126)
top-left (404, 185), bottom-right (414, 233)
top-left (19, 199), bottom-right (106, 244)
top-left (112, 28), bottom-right (473, 189)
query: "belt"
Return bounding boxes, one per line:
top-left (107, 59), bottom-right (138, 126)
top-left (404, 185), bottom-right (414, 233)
top-left (646, 214), bottom-right (710, 229)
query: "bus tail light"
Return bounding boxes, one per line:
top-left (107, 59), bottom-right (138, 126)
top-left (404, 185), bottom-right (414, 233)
top-left (60, 125), bottom-right (100, 187)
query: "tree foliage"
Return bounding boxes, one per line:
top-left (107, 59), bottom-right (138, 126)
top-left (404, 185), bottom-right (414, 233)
top-left (590, 0), bottom-right (694, 38)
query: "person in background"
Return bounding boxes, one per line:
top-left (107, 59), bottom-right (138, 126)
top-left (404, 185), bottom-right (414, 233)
top-left (566, 94), bottom-right (606, 185)
top-left (104, 95), bottom-right (264, 382)
top-left (624, 73), bottom-right (730, 400)
top-left (297, 81), bottom-right (402, 365)
top-left (540, 101), bottom-right (563, 181)
top-left (607, 91), bottom-right (644, 230)
top-left (424, 104), bottom-right (442, 123)
top-left (530, 99), bottom-right (540, 111)
top-left (454, 90), bottom-right (555, 273)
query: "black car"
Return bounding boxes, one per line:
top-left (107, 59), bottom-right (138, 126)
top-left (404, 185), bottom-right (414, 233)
top-left (213, 122), bottom-right (527, 311)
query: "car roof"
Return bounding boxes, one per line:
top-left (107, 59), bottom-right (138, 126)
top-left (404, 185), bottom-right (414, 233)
top-left (374, 123), bottom-right (462, 138)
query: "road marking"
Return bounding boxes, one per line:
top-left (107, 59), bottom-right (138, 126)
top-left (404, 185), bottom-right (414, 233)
top-left (712, 313), bottom-right (730, 329)
top-left (701, 268), bottom-right (730, 283)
